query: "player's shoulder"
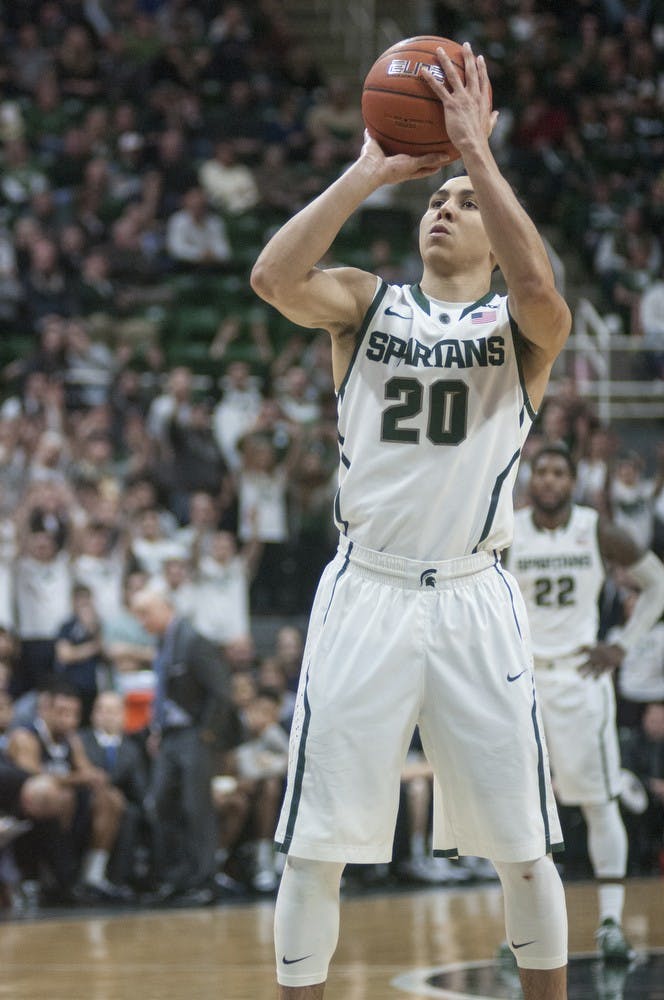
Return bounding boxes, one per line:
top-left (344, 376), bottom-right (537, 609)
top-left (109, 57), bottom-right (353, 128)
top-left (570, 503), bottom-right (599, 528)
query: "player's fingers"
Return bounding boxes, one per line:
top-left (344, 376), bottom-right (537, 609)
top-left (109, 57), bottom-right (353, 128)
top-left (477, 53), bottom-right (490, 93)
top-left (435, 46), bottom-right (463, 90)
top-left (419, 66), bottom-right (449, 101)
top-left (462, 41), bottom-right (480, 92)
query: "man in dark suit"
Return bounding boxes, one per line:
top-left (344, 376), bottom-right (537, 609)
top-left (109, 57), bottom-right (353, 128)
top-left (130, 588), bottom-right (230, 903)
top-left (80, 691), bottom-right (148, 890)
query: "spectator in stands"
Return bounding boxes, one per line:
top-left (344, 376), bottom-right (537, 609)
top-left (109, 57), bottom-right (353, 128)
top-left (129, 507), bottom-right (178, 578)
top-left (150, 549), bottom-right (196, 619)
top-left (198, 139), bottom-right (259, 216)
top-left (188, 530), bottom-right (258, 648)
top-left (64, 319), bottom-right (116, 411)
top-left (166, 186), bottom-right (232, 270)
top-left (147, 364), bottom-right (194, 448)
top-left (0, 138), bottom-right (49, 215)
top-left (212, 360), bottom-right (264, 472)
top-left (72, 521), bottom-right (125, 624)
top-left (638, 265), bottom-right (664, 379)
top-left (276, 365), bottom-right (321, 427)
top-left (13, 530), bottom-right (72, 697)
top-left (22, 236), bottom-right (73, 328)
top-left (166, 394), bottom-right (228, 524)
top-left (609, 451), bottom-right (656, 549)
top-left (54, 24), bottom-right (102, 104)
top-left (304, 76), bottom-right (363, 161)
top-left (150, 126), bottom-right (198, 217)
top-left (101, 570), bottom-right (156, 689)
top-left (175, 490), bottom-right (219, 556)
top-left (237, 429), bottom-right (299, 613)
top-left (575, 426), bottom-right (613, 510)
top-left (54, 584), bottom-right (108, 725)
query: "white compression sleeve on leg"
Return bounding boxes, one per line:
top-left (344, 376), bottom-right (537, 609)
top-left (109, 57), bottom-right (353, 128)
top-left (274, 856), bottom-right (345, 987)
top-left (580, 801), bottom-right (628, 880)
top-left (494, 856), bottom-right (568, 970)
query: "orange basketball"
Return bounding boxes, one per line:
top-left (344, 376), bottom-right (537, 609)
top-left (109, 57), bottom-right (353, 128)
top-left (362, 35), bottom-right (467, 160)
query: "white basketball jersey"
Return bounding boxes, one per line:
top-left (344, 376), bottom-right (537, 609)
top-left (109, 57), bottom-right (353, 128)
top-left (509, 505), bottom-right (605, 657)
top-left (335, 281), bottom-right (534, 560)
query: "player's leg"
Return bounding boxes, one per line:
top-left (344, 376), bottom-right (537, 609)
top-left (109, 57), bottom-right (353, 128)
top-left (493, 856), bottom-right (568, 1000)
top-left (580, 799), bottom-right (634, 962)
top-left (274, 856), bottom-right (345, 997)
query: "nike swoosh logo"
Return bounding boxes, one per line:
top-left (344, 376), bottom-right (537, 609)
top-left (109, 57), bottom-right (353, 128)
top-left (385, 306), bottom-right (411, 319)
top-left (282, 954), bottom-right (313, 965)
top-left (512, 939), bottom-right (536, 949)
top-left (506, 670), bottom-right (527, 682)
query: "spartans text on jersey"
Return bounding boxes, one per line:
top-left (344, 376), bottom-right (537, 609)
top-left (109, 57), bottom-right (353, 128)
top-left (365, 331), bottom-right (505, 369)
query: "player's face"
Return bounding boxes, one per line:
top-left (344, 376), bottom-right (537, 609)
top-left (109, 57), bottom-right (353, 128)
top-left (529, 455), bottom-right (575, 514)
top-left (419, 177), bottom-right (492, 271)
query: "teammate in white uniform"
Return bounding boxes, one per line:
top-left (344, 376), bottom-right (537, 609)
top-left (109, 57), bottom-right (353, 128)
top-left (252, 43), bottom-right (572, 1000)
top-left (509, 445), bottom-right (664, 963)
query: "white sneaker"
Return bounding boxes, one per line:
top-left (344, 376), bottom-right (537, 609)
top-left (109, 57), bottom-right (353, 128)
top-left (462, 856), bottom-right (499, 880)
top-left (399, 856), bottom-right (470, 885)
top-left (252, 867), bottom-right (278, 893)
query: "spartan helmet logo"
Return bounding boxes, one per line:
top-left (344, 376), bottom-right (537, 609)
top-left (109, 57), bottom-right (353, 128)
top-left (419, 568), bottom-right (438, 588)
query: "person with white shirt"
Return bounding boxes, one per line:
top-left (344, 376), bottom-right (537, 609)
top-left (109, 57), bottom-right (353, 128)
top-left (189, 531), bottom-right (258, 646)
top-left (14, 531), bottom-right (72, 696)
top-left (166, 186), bottom-right (231, 269)
top-left (72, 521), bottom-right (125, 624)
top-left (198, 140), bottom-right (259, 215)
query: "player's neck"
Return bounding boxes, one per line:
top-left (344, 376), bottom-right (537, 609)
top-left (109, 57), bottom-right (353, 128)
top-left (531, 504), bottom-right (572, 532)
top-left (420, 268), bottom-right (490, 304)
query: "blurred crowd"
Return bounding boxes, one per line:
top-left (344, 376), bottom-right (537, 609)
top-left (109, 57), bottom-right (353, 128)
top-left (0, 0), bottom-right (663, 911)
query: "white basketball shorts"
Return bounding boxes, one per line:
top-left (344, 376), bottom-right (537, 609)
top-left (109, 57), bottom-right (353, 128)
top-left (275, 537), bottom-right (563, 864)
top-left (534, 656), bottom-right (621, 805)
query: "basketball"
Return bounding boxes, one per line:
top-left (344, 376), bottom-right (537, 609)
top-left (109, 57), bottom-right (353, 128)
top-left (361, 36), bottom-right (467, 160)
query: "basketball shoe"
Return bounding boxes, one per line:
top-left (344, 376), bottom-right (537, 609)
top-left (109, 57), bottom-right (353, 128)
top-left (596, 918), bottom-right (635, 963)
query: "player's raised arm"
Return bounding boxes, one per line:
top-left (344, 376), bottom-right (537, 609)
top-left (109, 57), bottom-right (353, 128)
top-left (250, 135), bottom-right (447, 338)
top-left (422, 43), bottom-right (571, 407)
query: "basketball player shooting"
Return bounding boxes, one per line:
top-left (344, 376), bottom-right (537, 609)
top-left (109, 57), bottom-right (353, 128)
top-left (251, 43), bottom-right (572, 1000)
top-left (508, 445), bottom-right (664, 965)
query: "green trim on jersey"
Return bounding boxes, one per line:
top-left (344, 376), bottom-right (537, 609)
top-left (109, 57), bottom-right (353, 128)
top-left (531, 689), bottom-right (554, 853)
top-left (508, 309), bottom-right (537, 421)
top-left (337, 279), bottom-right (388, 400)
top-left (275, 671), bottom-right (312, 854)
top-left (459, 291), bottom-right (495, 320)
top-left (409, 284), bottom-right (496, 321)
top-left (409, 283), bottom-right (431, 314)
top-left (598, 682), bottom-right (614, 799)
top-left (473, 448), bottom-right (521, 553)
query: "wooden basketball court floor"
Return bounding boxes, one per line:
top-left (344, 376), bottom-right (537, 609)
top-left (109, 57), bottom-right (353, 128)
top-left (0, 877), bottom-right (662, 999)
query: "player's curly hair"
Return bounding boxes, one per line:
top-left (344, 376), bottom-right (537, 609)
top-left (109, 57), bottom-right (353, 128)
top-left (530, 443), bottom-right (576, 477)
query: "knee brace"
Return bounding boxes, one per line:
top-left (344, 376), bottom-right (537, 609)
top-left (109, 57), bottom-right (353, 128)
top-left (274, 856), bottom-right (345, 987)
top-left (494, 855), bottom-right (568, 970)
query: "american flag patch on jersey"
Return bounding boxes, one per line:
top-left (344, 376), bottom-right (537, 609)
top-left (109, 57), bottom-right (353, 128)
top-left (471, 309), bottom-right (497, 325)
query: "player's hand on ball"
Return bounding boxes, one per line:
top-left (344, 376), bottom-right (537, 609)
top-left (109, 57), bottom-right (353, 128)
top-left (421, 42), bottom-right (498, 152)
top-left (359, 130), bottom-right (449, 183)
